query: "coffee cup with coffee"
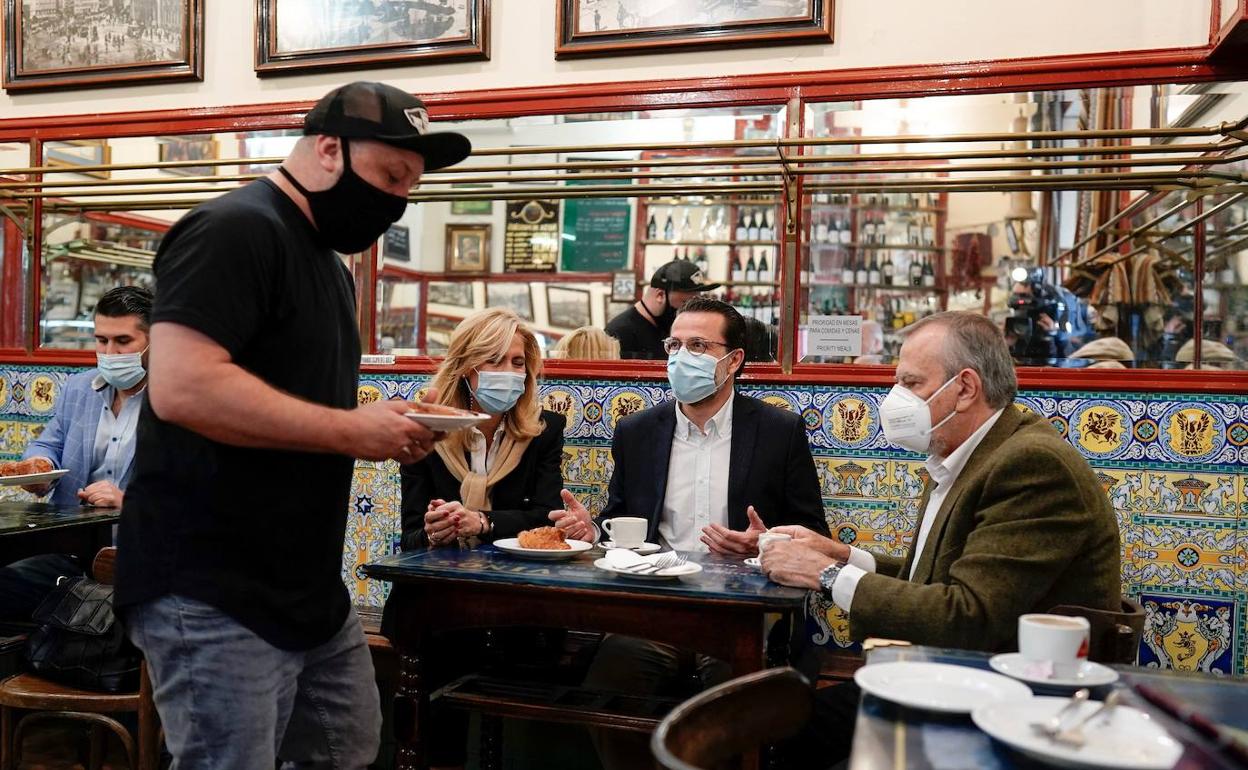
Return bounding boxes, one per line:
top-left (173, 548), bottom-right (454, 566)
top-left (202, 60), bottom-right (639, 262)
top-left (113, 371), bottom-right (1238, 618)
top-left (756, 531), bottom-right (792, 557)
top-left (602, 516), bottom-right (647, 549)
top-left (1018, 613), bottom-right (1090, 678)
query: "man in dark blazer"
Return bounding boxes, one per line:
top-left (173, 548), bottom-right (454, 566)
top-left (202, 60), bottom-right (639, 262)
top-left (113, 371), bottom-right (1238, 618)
top-left (761, 311), bottom-right (1121, 767)
top-left (553, 297), bottom-right (828, 770)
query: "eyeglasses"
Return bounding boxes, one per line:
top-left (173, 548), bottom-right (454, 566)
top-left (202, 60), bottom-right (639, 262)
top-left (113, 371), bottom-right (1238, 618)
top-left (662, 337), bottom-right (729, 356)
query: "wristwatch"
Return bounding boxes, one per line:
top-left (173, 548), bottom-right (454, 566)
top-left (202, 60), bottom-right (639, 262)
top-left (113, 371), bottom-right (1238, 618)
top-left (818, 561), bottom-right (844, 598)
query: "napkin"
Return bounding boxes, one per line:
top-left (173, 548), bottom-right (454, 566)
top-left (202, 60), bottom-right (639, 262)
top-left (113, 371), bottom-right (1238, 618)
top-left (604, 548), bottom-right (656, 569)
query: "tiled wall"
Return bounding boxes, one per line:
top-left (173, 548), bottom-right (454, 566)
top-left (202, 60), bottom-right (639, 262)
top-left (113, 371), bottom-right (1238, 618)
top-left (5, 365), bottom-right (1246, 675)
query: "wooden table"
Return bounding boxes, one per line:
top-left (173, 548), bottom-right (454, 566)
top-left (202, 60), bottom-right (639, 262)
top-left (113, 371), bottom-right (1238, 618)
top-left (366, 545), bottom-right (808, 770)
top-left (0, 501), bottom-right (119, 565)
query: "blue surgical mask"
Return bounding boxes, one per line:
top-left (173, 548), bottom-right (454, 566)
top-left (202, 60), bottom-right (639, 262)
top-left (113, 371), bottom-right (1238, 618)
top-left (666, 348), bottom-right (730, 404)
top-left (97, 349), bottom-right (147, 390)
top-left (472, 370), bottom-right (526, 415)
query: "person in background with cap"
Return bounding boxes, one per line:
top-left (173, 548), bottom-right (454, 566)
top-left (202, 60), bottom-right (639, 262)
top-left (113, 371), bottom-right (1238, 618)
top-left (114, 82), bottom-right (471, 768)
top-left (604, 260), bottom-right (719, 359)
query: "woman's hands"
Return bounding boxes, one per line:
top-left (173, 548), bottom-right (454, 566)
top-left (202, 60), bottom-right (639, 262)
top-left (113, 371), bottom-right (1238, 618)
top-left (424, 499), bottom-right (487, 547)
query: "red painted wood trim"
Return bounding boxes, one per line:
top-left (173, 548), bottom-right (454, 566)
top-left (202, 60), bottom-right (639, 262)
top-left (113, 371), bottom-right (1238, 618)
top-left (0, 218), bottom-right (24, 348)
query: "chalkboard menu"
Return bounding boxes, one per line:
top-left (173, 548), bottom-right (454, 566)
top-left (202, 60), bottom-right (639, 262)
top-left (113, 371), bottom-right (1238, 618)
top-left (384, 224), bottom-right (410, 262)
top-left (504, 200), bottom-right (559, 273)
top-left (560, 196), bottom-right (631, 272)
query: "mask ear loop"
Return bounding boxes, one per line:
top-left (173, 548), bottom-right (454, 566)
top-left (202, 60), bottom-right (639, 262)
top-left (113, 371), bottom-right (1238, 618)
top-left (924, 373), bottom-right (962, 434)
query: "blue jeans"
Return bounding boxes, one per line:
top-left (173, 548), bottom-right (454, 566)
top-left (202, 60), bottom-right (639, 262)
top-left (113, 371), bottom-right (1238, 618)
top-left (125, 594), bottom-right (380, 769)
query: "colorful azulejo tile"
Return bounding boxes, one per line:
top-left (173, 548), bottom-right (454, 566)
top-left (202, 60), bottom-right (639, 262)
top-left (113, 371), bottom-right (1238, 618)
top-left (1107, 470), bottom-right (1151, 513)
top-left (827, 498), bottom-right (915, 560)
top-left (741, 387), bottom-right (806, 415)
top-left (1069, 400), bottom-right (1132, 460)
top-left (343, 461), bottom-right (402, 608)
top-left (0, 374), bottom-right (7, 413)
top-left (1130, 471), bottom-right (1240, 519)
top-left (1133, 418), bottom-right (1160, 444)
top-left (357, 383), bottom-right (384, 406)
top-left (600, 385), bottom-right (655, 432)
top-left (1137, 592), bottom-right (1236, 675)
top-left (540, 384), bottom-right (584, 435)
top-left (561, 445), bottom-right (613, 488)
top-left (27, 375), bottom-right (56, 414)
top-left (1135, 520), bottom-right (1238, 592)
top-left (805, 591), bottom-right (860, 652)
top-left (1227, 421), bottom-right (1248, 448)
top-left (1160, 403), bottom-right (1227, 464)
top-left (820, 393), bottom-right (880, 449)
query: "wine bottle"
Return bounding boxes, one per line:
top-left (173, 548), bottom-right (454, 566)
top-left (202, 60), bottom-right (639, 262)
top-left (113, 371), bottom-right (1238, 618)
top-left (881, 252), bottom-right (894, 286)
top-left (731, 250), bottom-right (746, 282)
top-left (868, 253), bottom-right (880, 286)
top-left (745, 253), bottom-right (759, 282)
top-left (921, 217), bottom-right (934, 246)
top-left (863, 217), bottom-right (876, 245)
top-left (646, 213), bottom-right (657, 240)
top-left (922, 255), bottom-right (936, 287)
top-left (855, 255), bottom-right (868, 286)
top-left (761, 210), bottom-right (774, 240)
top-left (747, 211), bottom-right (760, 241)
top-left (838, 218), bottom-right (852, 244)
top-left (758, 250), bottom-right (771, 283)
top-left (840, 254), bottom-right (855, 286)
top-left (663, 213), bottom-right (675, 241)
top-left (735, 211), bottom-right (748, 241)
top-left (815, 214), bottom-right (829, 243)
top-left (909, 254), bottom-right (923, 287)
top-left (679, 210), bottom-right (693, 240)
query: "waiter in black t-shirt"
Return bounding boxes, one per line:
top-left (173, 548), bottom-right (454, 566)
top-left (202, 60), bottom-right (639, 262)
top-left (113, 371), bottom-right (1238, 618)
top-left (115, 82), bottom-right (471, 769)
top-left (604, 260), bottom-right (720, 359)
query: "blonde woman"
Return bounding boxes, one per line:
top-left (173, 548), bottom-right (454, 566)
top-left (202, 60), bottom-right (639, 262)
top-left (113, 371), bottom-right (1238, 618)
top-left (551, 325), bottom-right (620, 360)
top-left (391, 308), bottom-right (567, 770)
top-left (401, 307), bottom-right (566, 550)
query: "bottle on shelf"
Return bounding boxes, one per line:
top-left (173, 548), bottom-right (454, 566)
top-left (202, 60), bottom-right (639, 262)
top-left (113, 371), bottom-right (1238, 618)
top-left (696, 247), bottom-right (710, 274)
top-left (646, 213), bottom-right (657, 240)
top-left (881, 252), bottom-right (894, 286)
top-left (863, 217), bottom-right (876, 245)
top-left (868, 253), bottom-right (880, 286)
top-left (922, 255), bottom-right (936, 287)
top-left (663, 212), bottom-right (675, 241)
top-left (679, 210), bottom-right (693, 240)
top-left (735, 211), bottom-right (748, 241)
top-left (855, 255), bottom-right (869, 286)
top-left (838, 217), bottom-right (852, 245)
top-left (921, 216), bottom-right (934, 247)
top-left (758, 250), bottom-right (772, 283)
top-left (909, 254), bottom-right (923, 287)
top-left (815, 214), bottom-right (829, 244)
top-left (840, 253), bottom-right (855, 286)
top-left (747, 211), bottom-right (760, 241)
top-left (745, 252), bottom-right (759, 283)
top-left (761, 210), bottom-right (774, 240)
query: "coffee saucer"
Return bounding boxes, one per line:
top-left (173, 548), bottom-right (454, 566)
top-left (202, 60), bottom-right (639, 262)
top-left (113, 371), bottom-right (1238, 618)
top-left (744, 557), bottom-right (761, 569)
top-left (988, 652), bottom-right (1118, 688)
top-left (601, 541), bottom-right (662, 555)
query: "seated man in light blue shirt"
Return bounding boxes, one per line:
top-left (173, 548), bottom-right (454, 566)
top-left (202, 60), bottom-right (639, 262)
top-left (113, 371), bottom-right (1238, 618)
top-left (0, 286), bottom-right (152, 621)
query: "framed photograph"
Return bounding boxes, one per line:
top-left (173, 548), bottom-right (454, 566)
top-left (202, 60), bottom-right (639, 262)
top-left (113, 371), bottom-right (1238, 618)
top-left (255, 0), bottom-right (489, 75)
top-left (44, 139), bottom-right (111, 179)
top-left (556, 0), bottom-right (832, 58)
top-left (3, 0), bottom-right (203, 91)
top-left (610, 270), bottom-right (636, 302)
top-left (546, 285), bottom-right (591, 329)
top-left (445, 223), bottom-right (490, 274)
top-left (159, 135), bottom-right (218, 177)
top-left (427, 280), bottom-right (475, 308)
top-left (486, 282), bottom-right (534, 322)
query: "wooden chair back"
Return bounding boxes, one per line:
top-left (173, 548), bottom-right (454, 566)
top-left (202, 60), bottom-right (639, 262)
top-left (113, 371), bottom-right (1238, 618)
top-left (651, 667), bottom-right (812, 770)
top-left (91, 546), bottom-right (116, 586)
top-left (1048, 597), bottom-right (1145, 665)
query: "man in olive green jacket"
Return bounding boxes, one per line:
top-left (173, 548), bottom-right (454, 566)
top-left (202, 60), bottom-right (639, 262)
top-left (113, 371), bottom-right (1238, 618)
top-left (761, 311), bottom-right (1120, 767)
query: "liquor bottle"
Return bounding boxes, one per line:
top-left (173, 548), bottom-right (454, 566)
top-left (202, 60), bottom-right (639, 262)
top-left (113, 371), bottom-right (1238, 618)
top-left (921, 216), bottom-right (934, 246)
top-left (663, 212), bottom-right (675, 241)
top-left (747, 211), bottom-right (760, 241)
top-left (735, 211), bottom-right (748, 241)
top-left (838, 218), bottom-right (852, 244)
top-left (840, 254), bottom-right (855, 286)
top-left (761, 210), bottom-right (774, 240)
top-left (863, 217), bottom-right (876, 245)
top-left (880, 252), bottom-right (894, 286)
top-left (757, 250), bottom-right (771, 283)
top-left (731, 250), bottom-right (746, 282)
top-left (815, 214), bottom-right (829, 243)
top-left (679, 210), bottom-right (693, 240)
top-left (922, 255), bottom-right (936, 287)
top-left (646, 213), bottom-right (657, 240)
top-left (745, 253), bottom-right (759, 283)
top-left (909, 254), bottom-right (923, 287)
top-left (855, 255), bottom-right (868, 286)
top-left (906, 222), bottom-right (918, 245)
top-left (868, 253), bottom-right (880, 286)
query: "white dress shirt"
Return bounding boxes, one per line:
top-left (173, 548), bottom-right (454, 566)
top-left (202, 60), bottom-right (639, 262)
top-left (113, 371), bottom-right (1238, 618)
top-left (830, 408), bottom-right (1005, 611)
top-left (88, 375), bottom-right (145, 487)
top-left (465, 421), bottom-right (507, 476)
top-left (657, 394), bottom-right (734, 553)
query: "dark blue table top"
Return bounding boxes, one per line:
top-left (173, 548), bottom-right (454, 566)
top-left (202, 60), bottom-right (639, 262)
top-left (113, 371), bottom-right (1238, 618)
top-left (365, 545), bottom-right (808, 609)
top-left (850, 645), bottom-right (1248, 770)
top-left (0, 501), bottom-right (119, 537)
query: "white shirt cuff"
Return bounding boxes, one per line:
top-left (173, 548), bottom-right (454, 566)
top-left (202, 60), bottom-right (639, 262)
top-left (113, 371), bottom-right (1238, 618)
top-left (846, 546), bottom-right (877, 573)
top-left (832, 564), bottom-right (868, 612)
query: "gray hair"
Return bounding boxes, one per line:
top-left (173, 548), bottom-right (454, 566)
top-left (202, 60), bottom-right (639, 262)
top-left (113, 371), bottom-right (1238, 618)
top-left (901, 312), bottom-right (1017, 409)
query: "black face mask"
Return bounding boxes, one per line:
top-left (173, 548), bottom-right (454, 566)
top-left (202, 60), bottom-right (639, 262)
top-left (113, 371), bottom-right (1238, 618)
top-left (278, 137), bottom-right (409, 254)
top-left (640, 289), bottom-right (678, 331)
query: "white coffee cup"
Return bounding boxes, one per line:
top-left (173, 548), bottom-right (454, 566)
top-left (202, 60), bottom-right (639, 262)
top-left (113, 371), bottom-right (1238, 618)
top-left (602, 517), bottom-right (647, 549)
top-left (1018, 613), bottom-right (1090, 678)
top-left (756, 531), bottom-right (792, 556)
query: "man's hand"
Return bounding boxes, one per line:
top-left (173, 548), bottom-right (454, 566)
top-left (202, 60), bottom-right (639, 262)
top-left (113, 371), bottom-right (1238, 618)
top-left (1037, 313), bottom-right (1057, 333)
top-left (346, 389), bottom-right (445, 463)
top-left (769, 524), bottom-right (851, 563)
top-left (701, 505), bottom-right (767, 556)
top-left (549, 489), bottom-right (594, 542)
top-left (760, 540), bottom-right (835, 591)
top-left (78, 480), bottom-right (124, 508)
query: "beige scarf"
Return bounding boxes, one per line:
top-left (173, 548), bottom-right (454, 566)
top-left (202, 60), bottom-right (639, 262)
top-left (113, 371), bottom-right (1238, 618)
top-left (434, 427), bottom-right (532, 513)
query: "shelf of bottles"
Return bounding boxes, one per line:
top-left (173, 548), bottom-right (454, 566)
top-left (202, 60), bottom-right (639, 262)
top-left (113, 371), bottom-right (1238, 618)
top-left (641, 198), bottom-right (783, 325)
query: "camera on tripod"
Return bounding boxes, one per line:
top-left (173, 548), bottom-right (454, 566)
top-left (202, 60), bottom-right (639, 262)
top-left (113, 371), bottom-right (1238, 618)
top-left (1005, 267), bottom-right (1067, 359)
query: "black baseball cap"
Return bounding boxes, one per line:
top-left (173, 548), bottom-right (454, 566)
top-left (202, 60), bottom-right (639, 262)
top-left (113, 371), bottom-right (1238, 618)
top-left (650, 260), bottom-right (721, 292)
top-left (303, 81), bottom-right (472, 171)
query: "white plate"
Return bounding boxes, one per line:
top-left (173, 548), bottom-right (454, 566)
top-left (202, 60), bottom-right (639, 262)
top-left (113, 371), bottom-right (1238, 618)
top-left (989, 653), bottom-right (1119, 688)
top-left (602, 541), bottom-right (662, 555)
top-left (404, 410), bottom-right (491, 432)
top-left (0, 468), bottom-right (69, 486)
top-left (493, 537), bottom-right (593, 561)
top-left (973, 695), bottom-right (1182, 770)
top-left (593, 557), bottom-right (703, 581)
top-left (744, 556), bottom-right (762, 569)
top-left (854, 661), bottom-right (1033, 714)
